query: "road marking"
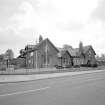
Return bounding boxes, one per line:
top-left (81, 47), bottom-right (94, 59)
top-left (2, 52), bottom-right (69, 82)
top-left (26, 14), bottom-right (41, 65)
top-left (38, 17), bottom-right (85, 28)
top-left (0, 87), bottom-right (50, 97)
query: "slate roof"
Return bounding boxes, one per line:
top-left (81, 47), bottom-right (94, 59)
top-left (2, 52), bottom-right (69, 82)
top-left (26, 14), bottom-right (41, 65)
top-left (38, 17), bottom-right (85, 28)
top-left (57, 48), bottom-right (71, 58)
top-left (65, 45), bottom-right (96, 57)
top-left (67, 48), bottom-right (79, 57)
top-left (25, 45), bottom-right (35, 50)
top-left (18, 37), bottom-right (96, 58)
top-left (83, 45), bottom-right (91, 53)
top-left (18, 38), bottom-right (59, 58)
top-left (57, 48), bottom-right (66, 57)
top-left (32, 38), bottom-right (59, 52)
top-left (63, 46), bottom-right (79, 57)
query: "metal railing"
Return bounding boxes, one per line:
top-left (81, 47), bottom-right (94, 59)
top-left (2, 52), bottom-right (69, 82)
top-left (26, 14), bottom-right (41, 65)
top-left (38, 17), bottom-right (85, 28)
top-left (0, 66), bottom-right (103, 75)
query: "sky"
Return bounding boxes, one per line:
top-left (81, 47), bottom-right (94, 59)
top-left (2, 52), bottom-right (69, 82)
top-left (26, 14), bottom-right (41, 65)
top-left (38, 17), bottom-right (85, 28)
top-left (0, 0), bottom-right (105, 57)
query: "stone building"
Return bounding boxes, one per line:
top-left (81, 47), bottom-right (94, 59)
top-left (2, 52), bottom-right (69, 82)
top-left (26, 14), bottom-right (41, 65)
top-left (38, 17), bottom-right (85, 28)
top-left (64, 42), bottom-right (97, 67)
top-left (18, 37), bottom-right (97, 69)
top-left (19, 37), bottom-right (59, 68)
top-left (57, 48), bottom-right (72, 68)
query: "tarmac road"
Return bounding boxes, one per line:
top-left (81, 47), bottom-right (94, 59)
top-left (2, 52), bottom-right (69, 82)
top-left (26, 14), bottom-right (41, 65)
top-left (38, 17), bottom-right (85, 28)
top-left (0, 70), bottom-right (105, 105)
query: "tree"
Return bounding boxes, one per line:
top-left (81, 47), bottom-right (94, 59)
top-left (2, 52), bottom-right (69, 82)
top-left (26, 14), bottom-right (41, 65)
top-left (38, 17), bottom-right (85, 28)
top-left (4, 49), bottom-right (14, 68)
top-left (101, 53), bottom-right (105, 58)
top-left (20, 49), bottom-right (25, 55)
top-left (5, 49), bottom-right (14, 60)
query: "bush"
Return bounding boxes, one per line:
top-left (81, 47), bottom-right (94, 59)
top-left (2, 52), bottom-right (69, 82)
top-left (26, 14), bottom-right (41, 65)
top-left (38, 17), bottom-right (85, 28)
top-left (81, 63), bottom-right (98, 67)
top-left (91, 64), bottom-right (98, 68)
top-left (64, 65), bottom-right (72, 68)
top-left (0, 65), bottom-right (6, 71)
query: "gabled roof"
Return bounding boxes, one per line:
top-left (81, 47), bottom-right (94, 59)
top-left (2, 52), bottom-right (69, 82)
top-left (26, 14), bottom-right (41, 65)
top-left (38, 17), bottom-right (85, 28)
top-left (68, 48), bottom-right (79, 57)
top-left (83, 45), bottom-right (96, 55)
top-left (65, 45), bottom-right (96, 57)
top-left (83, 45), bottom-right (91, 53)
top-left (64, 47), bottom-right (79, 57)
top-left (19, 38), bottom-right (59, 57)
top-left (25, 45), bottom-right (35, 49)
top-left (32, 38), bottom-right (59, 52)
top-left (57, 48), bottom-right (71, 58)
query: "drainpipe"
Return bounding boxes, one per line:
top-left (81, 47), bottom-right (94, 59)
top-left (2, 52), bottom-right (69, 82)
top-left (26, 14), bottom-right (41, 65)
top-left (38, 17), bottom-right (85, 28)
top-left (36, 50), bottom-right (38, 69)
top-left (45, 40), bottom-right (48, 68)
top-left (61, 57), bottom-right (62, 67)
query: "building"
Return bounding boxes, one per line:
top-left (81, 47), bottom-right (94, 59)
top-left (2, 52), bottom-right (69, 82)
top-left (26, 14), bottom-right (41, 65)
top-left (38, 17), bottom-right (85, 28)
top-left (19, 36), bottom-right (73, 69)
top-left (80, 45), bottom-right (96, 66)
top-left (57, 48), bottom-right (73, 68)
top-left (64, 42), bottom-right (97, 67)
top-left (18, 37), bottom-right (97, 69)
top-left (19, 37), bottom-right (59, 69)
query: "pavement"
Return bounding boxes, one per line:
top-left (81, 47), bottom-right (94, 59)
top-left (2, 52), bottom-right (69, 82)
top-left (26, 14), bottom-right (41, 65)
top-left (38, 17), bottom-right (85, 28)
top-left (0, 70), bottom-right (105, 105)
top-left (0, 69), bottom-right (104, 83)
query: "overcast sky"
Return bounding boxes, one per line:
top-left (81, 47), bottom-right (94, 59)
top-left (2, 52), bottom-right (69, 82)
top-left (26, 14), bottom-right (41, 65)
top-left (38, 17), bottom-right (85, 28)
top-left (0, 0), bottom-right (105, 57)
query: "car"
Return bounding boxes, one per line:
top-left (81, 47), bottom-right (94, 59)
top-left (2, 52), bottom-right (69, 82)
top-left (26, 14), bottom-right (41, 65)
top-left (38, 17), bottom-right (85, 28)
top-left (55, 65), bottom-right (64, 69)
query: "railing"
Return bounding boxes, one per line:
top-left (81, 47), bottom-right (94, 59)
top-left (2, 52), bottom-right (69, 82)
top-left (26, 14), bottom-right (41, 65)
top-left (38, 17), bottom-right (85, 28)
top-left (0, 66), bottom-right (104, 75)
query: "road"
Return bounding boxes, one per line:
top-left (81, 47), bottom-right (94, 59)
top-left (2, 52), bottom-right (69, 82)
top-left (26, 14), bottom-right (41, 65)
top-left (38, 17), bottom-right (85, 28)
top-left (0, 70), bottom-right (105, 105)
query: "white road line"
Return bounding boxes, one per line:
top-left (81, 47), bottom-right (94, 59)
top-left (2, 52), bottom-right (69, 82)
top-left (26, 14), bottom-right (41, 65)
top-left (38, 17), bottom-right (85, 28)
top-left (0, 87), bottom-right (50, 97)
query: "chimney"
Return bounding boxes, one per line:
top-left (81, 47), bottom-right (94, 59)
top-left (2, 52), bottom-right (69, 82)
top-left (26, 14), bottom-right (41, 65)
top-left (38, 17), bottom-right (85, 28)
top-left (79, 41), bottom-right (83, 55)
top-left (39, 35), bottom-right (43, 43)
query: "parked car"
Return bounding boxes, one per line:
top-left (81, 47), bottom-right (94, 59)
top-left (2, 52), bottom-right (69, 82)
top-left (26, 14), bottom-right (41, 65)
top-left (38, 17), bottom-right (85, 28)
top-left (55, 65), bottom-right (64, 69)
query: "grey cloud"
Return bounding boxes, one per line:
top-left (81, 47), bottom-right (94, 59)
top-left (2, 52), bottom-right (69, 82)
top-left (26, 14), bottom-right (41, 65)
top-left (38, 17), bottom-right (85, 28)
top-left (91, 0), bottom-right (105, 22)
top-left (0, 29), bottom-right (23, 45)
top-left (0, 29), bottom-right (24, 56)
top-left (0, 27), bottom-right (38, 57)
top-left (0, 0), bottom-right (23, 25)
top-left (57, 22), bottom-right (84, 32)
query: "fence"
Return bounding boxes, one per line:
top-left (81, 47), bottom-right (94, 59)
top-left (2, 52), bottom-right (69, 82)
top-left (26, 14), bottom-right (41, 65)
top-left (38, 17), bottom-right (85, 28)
top-left (0, 65), bottom-right (104, 75)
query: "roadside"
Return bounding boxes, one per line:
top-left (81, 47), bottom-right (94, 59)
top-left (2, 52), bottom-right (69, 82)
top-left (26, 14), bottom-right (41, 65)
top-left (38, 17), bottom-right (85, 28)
top-left (0, 66), bottom-right (105, 75)
top-left (0, 69), bottom-right (105, 83)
